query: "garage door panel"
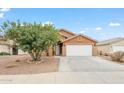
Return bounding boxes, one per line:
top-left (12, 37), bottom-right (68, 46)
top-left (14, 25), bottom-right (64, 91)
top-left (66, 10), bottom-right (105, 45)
top-left (66, 45), bottom-right (92, 56)
top-left (112, 45), bottom-right (124, 52)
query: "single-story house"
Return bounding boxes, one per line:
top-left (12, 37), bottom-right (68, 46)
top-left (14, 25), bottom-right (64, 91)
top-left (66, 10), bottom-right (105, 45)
top-left (55, 29), bottom-right (97, 56)
top-left (0, 38), bottom-right (27, 55)
top-left (0, 38), bottom-right (11, 54)
top-left (96, 37), bottom-right (124, 55)
top-left (34, 29), bottom-right (97, 56)
top-left (0, 29), bottom-right (97, 56)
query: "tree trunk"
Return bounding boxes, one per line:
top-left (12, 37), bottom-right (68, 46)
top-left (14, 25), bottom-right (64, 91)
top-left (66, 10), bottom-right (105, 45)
top-left (29, 51), bottom-right (42, 61)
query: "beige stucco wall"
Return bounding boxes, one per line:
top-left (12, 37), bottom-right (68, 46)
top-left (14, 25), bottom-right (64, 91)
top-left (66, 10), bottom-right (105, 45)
top-left (62, 45), bottom-right (66, 56)
top-left (0, 45), bottom-right (10, 53)
top-left (96, 45), bottom-right (112, 55)
top-left (18, 49), bottom-right (28, 55)
top-left (93, 46), bottom-right (98, 56)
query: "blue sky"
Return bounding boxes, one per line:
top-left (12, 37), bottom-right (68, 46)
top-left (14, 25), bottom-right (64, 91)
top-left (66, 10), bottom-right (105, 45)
top-left (0, 8), bottom-right (124, 41)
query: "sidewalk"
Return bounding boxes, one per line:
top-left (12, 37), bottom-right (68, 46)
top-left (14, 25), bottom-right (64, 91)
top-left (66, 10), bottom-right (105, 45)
top-left (0, 71), bottom-right (124, 84)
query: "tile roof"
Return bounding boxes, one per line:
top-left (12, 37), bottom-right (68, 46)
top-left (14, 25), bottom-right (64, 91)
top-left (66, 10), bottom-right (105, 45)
top-left (62, 34), bottom-right (97, 43)
top-left (96, 37), bottom-right (124, 45)
top-left (59, 29), bottom-right (76, 36)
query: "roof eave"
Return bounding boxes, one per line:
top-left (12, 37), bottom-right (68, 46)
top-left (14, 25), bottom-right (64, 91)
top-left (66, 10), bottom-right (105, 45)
top-left (62, 34), bottom-right (97, 43)
top-left (59, 28), bottom-right (76, 35)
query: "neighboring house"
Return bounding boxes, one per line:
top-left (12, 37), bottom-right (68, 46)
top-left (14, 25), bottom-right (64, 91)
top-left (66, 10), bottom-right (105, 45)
top-left (96, 38), bottom-right (124, 55)
top-left (0, 38), bottom-right (27, 55)
top-left (55, 29), bottom-right (97, 56)
top-left (0, 38), bottom-right (12, 54)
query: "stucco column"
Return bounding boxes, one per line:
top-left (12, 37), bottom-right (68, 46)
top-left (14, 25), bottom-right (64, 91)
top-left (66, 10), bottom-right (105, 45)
top-left (62, 44), bottom-right (66, 56)
top-left (9, 46), bottom-right (13, 55)
top-left (93, 45), bottom-right (98, 56)
top-left (48, 46), bottom-right (53, 56)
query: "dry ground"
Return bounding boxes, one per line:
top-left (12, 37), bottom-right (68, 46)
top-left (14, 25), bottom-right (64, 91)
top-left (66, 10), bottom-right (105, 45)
top-left (0, 55), bottom-right (59, 75)
top-left (100, 55), bottom-right (124, 64)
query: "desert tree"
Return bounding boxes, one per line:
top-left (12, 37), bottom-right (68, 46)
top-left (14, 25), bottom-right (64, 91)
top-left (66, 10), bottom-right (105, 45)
top-left (1, 20), bottom-right (59, 61)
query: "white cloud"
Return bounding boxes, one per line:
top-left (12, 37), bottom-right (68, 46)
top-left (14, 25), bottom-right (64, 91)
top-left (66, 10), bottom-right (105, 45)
top-left (80, 30), bottom-right (85, 34)
top-left (95, 27), bottom-right (102, 31)
top-left (44, 21), bottom-right (53, 25)
top-left (41, 21), bottom-right (53, 26)
top-left (109, 22), bottom-right (120, 27)
top-left (0, 8), bottom-right (10, 12)
top-left (0, 8), bottom-right (10, 19)
top-left (0, 13), bottom-right (4, 18)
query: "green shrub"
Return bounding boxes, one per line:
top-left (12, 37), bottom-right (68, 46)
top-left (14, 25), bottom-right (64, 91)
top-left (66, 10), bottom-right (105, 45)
top-left (0, 52), bottom-right (10, 56)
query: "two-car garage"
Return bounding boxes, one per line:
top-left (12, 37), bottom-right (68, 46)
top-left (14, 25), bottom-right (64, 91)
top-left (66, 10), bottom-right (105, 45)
top-left (112, 45), bottom-right (124, 52)
top-left (66, 45), bottom-right (92, 56)
top-left (61, 35), bottom-right (97, 56)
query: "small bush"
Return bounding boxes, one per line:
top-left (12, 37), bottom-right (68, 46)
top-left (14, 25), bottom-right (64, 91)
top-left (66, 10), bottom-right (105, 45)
top-left (99, 51), bottom-right (102, 55)
top-left (0, 52), bottom-right (10, 56)
top-left (120, 56), bottom-right (124, 62)
top-left (110, 51), bottom-right (124, 61)
top-left (15, 59), bottom-right (21, 62)
top-left (104, 53), bottom-right (109, 56)
top-left (104, 52), bottom-right (113, 56)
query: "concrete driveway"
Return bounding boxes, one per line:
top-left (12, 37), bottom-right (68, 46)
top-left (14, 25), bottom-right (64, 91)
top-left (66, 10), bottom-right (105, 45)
top-left (59, 56), bottom-right (124, 72)
top-left (1, 56), bottom-right (124, 84)
top-left (57, 56), bottom-right (124, 83)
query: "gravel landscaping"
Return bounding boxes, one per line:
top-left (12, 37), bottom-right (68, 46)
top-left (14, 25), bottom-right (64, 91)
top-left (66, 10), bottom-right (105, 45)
top-left (0, 55), bottom-right (59, 75)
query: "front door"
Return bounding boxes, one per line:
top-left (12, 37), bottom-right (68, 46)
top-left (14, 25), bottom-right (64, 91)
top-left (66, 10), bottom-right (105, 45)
top-left (55, 45), bottom-right (60, 56)
top-left (12, 45), bottom-right (18, 55)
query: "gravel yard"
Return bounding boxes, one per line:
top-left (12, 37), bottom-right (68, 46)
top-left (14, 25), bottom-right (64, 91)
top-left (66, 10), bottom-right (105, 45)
top-left (0, 55), bottom-right (59, 75)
